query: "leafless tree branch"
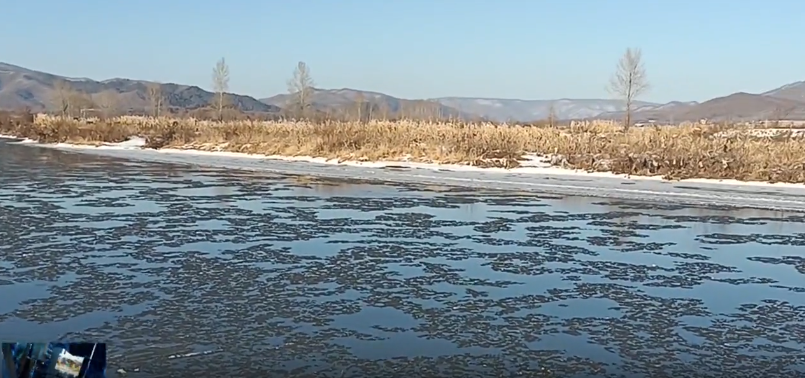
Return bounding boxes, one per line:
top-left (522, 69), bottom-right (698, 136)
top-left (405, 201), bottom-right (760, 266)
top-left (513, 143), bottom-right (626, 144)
top-left (93, 92), bottom-right (119, 119)
top-left (286, 61), bottom-right (315, 119)
top-left (547, 102), bottom-right (557, 128)
top-left (146, 82), bottom-right (165, 117)
top-left (212, 57), bottom-right (230, 121)
top-left (607, 47), bottom-right (649, 130)
top-left (53, 80), bottom-right (73, 117)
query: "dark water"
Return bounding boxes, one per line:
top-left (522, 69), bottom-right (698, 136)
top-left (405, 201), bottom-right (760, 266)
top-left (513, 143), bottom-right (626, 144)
top-left (2, 139), bottom-right (805, 378)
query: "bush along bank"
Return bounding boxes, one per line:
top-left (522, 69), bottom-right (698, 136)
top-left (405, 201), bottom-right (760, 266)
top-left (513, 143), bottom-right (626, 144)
top-left (3, 113), bottom-right (805, 184)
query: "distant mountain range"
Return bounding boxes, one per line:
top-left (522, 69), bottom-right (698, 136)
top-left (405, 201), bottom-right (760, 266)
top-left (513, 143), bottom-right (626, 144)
top-left (0, 62), bottom-right (280, 115)
top-left (260, 88), bottom-right (472, 120)
top-left (2, 61), bottom-right (805, 122)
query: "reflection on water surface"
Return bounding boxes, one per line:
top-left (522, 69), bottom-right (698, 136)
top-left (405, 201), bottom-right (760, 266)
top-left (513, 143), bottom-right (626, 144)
top-left (2, 140), bottom-right (805, 377)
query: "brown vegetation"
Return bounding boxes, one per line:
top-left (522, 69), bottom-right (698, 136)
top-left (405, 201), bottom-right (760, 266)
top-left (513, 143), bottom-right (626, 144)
top-left (2, 111), bottom-right (805, 184)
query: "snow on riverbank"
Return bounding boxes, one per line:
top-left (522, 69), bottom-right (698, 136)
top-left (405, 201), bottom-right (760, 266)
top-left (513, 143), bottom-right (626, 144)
top-left (4, 135), bottom-right (805, 211)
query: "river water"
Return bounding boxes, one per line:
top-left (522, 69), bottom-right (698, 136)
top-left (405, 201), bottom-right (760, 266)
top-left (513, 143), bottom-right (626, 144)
top-left (2, 138), bottom-right (805, 378)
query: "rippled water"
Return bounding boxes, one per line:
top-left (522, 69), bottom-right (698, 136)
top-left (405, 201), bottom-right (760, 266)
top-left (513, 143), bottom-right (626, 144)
top-left (2, 139), bottom-right (805, 377)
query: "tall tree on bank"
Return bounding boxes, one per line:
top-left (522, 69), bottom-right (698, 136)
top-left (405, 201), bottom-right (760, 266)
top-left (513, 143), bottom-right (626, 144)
top-left (146, 82), bottom-right (164, 117)
top-left (287, 61), bottom-right (315, 119)
top-left (93, 91), bottom-right (118, 119)
top-left (53, 80), bottom-right (73, 117)
top-left (211, 57), bottom-right (230, 121)
top-left (52, 80), bottom-right (95, 118)
top-left (607, 47), bottom-right (649, 130)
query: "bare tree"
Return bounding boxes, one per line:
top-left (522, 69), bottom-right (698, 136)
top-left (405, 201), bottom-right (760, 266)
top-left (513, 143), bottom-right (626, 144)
top-left (52, 80), bottom-right (95, 118)
top-left (70, 91), bottom-right (96, 118)
top-left (146, 82), bottom-right (165, 117)
top-left (547, 102), bottom-right (557, 127)
top-left (53, 80), bottom-right (72, 117)
top-left (424, 100), bottom-right (441, 120)
top-left (607, 47), bottom-right (649, 130)
top-left (93, 92), bottom-right (119, 118)
top-left (211, 57), bottom-right (230, 121)
top-left (287, 61), bottom-right (315, 119)
top-left (378, 101), bottom-right (390, 121)
top-left (412, 102), bottom-right (424, 119)
top-left (354, 92), bottom-right (365, 122)
top-left (366, 99), bottom-right (375, 120)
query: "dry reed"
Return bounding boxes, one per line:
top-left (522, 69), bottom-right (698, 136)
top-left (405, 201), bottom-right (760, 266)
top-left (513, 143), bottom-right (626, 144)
top-left (3, 114), bottom-right (805, 183)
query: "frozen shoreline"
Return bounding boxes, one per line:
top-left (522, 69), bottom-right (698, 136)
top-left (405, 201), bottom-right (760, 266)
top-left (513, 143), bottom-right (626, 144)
top-left (4, 135), bottom-right (805, 211)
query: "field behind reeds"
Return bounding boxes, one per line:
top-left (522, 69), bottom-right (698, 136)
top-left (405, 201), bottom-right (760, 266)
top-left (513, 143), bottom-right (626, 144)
top-left (3, 113), bottom-right (805, 183)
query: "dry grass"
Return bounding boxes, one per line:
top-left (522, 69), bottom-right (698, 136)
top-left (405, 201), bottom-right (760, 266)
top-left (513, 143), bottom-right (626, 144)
top-left (3, 113), bottom-right (805, 183)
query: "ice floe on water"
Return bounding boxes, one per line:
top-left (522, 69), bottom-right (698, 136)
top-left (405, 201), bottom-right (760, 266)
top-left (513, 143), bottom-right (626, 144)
top-left (4, 135), bottom-right (805, 211)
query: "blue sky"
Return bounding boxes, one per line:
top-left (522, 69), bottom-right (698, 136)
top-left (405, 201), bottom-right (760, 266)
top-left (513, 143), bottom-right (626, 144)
top-left (1, 0), bottom-right (803, 102)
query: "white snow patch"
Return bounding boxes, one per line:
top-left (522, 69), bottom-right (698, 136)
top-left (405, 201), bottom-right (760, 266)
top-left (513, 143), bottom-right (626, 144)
top-left (108, 136), bottom-right (147, 149)
top-left (27, 136), bottom-right (148, 149)
top-left (63, 76), bottom-right (93, 82)
top-left (474, 99), bottom-right (501, 107)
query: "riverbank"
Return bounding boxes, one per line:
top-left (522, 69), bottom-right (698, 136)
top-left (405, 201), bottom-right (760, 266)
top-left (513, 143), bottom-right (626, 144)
top-left (7, 133), bottom-right (805, 189)
top-left (3, 115), bottom-right (805, 184)
top-left (5, 132), bottom-right (805, 211)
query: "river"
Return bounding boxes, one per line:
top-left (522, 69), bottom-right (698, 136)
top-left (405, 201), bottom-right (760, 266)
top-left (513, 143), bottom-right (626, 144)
top-left (1, 138), bottom-right (805, 377)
